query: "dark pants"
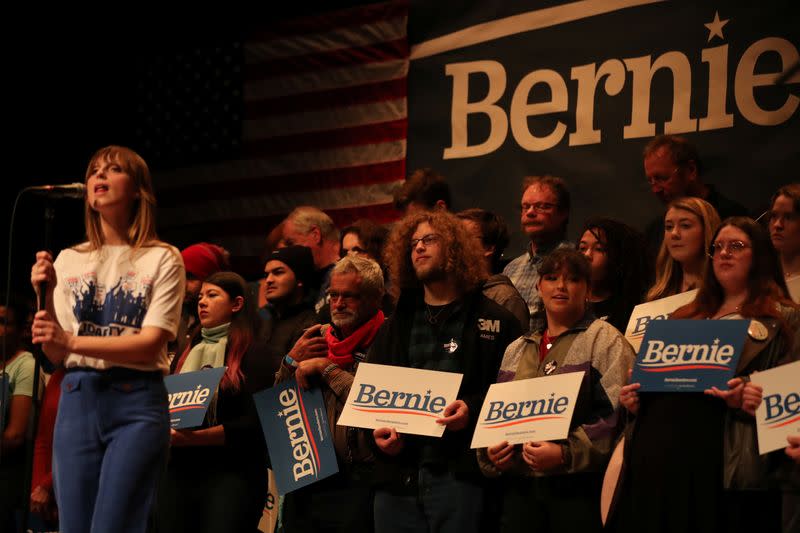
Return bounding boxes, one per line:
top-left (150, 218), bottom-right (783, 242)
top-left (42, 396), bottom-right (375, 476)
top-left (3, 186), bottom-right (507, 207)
top-left (500, 473), bottom-right (603, 533)
top-left (53, 368), bottom-right (170, 533)
top-left (0, 453), bottom-right (25, 533)
top-left (155, 462), bottom-right (266, 533)
top-left (723, 489), bottom-right (782, 533)
top-left (282, 471), bottom-right (374, 533)
top-left (373, 467), bottom-right (485, 533)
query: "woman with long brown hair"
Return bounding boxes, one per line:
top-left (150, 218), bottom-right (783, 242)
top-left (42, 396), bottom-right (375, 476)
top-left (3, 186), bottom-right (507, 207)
top-left (646, 197), bottom-right (721, 301)
top-left (617, 217), bottom-right (799, 533)
top-left (30, 146), bottom-right (185, 533)
top-left (157, 271), bottom-right (269, 532)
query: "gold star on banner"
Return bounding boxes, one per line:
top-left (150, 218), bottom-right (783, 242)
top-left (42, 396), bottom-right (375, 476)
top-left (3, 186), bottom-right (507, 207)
top-left (704, 11), bottom-right (729, 43)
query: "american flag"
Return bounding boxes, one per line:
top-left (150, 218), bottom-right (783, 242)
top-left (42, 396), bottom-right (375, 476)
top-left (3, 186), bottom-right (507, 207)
top-left (152, 1), bottom-right (408, 269)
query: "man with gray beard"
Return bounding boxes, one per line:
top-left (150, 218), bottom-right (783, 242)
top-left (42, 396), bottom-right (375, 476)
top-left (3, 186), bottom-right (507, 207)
top-left (276, 255), bottom-right (386, 533)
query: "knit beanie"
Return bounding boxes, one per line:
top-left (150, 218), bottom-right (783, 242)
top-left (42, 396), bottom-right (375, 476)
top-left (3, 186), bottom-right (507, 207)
top-left (181, 243), bottom-right (229, 280)
top-left (267, 245), bottom-right (315, 287)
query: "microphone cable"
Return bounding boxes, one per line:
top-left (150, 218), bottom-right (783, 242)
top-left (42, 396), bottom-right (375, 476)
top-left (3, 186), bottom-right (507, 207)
top-left (1, 187), bottom-right (29, 465)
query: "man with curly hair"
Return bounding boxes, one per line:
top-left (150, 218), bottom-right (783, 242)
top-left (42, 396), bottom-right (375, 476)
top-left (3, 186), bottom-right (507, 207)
top-left (367, 210), bottom-right (522, 533)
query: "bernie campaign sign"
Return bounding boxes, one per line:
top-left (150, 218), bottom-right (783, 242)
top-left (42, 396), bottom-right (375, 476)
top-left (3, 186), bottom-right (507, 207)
top-left (164, 367), bottom-right (226, 429)
top-left (631, 319), bottom-right (748, 392)
top-left (624, 290), bottom-right (697, 352)
top-left (471, 371), bottom-right (584, 448)
top-left (337, 363), bottom-right (463, 437)
top-left (254, 379), bottom-right (338, 495)
top-left (408, 1), bottom-right (797, 253)
top-left (754, 360), bottom-right (800, 454)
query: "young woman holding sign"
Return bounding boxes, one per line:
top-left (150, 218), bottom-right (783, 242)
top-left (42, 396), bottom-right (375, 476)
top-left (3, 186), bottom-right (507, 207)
top-left (478, 249), bottom-right (634, 533)
top-left (157, 271), bottom-right (270, 533)
top-left (616, 218), bottom-right (799, 533)
top-left (30, 146), bottom-right (185, 533)
top-left (646, 197), bottom-right (721, 301)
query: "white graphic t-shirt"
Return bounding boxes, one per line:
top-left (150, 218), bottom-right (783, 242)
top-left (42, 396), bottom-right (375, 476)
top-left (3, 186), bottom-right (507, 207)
top-left (53, 243), bottom-right (185, 373)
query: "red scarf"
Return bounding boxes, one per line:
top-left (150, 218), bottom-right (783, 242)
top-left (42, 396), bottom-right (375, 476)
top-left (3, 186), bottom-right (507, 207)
top-left (326, 310), bottom-right (385, 367)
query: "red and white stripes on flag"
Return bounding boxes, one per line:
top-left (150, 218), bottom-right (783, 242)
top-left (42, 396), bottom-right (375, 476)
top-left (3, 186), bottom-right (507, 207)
top-left (156, 1), bottom-right (408, 259)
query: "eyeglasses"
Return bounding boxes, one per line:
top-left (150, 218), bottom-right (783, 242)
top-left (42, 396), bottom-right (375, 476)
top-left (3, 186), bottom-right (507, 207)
top-left (520, 202), bottom-right (558, 214)
top-left (709, 240), bottom-right (751, 256)
top-left (327, 291), bottom-right (361, 304)
top-left (646, 167), bottom-right (680, 185)
top-left (410, 233), bottom-right (441, 248)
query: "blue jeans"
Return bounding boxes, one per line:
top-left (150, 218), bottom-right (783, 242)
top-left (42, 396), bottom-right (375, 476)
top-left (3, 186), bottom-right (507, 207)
top-left (53, 368), bottom-right (170, 533)
top-left (373, 467), bottom-right (485, 533)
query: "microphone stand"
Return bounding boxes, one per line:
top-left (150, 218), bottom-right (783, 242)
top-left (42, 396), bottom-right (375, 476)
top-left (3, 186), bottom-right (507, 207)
top-left (20, 200), bottom-right (55, 533)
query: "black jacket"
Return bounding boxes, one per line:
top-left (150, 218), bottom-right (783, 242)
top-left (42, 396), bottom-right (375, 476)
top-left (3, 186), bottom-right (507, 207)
top-left (365, 287), bottom-right (522, 489)
top-left (258, 302), bottom-right (320, 374)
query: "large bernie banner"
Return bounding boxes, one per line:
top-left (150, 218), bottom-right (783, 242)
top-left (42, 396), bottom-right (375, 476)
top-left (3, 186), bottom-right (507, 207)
top-left (407, 0), bottom-right (798, 251)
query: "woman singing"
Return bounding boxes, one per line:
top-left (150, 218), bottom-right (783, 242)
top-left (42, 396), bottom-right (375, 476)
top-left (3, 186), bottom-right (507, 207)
top-left (30, 145), bottom-right (185, 533)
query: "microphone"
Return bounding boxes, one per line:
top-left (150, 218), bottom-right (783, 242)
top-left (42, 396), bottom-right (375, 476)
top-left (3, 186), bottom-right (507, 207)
top-left (27, 183), bottom-right (86, 199)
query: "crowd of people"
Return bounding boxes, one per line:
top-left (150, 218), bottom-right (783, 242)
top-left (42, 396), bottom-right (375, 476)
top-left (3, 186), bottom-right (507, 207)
top-left (0, 135), bottom-right (798, 533)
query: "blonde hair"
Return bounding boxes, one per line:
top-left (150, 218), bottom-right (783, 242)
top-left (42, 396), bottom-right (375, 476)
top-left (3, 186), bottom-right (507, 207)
top-left (82, 146), bottom-right (160, 251)
top-left (646, 197), bottom-right (721, 301)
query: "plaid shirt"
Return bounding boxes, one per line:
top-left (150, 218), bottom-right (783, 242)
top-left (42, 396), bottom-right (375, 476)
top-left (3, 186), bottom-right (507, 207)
top-left (408, 302), bottom-right (466, 374)
top-left (502, 239), bottom-right (573, 332)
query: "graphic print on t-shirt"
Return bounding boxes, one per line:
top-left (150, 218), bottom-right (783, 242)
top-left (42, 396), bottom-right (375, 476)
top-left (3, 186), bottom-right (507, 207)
top-left (65, 270), bottom-right (152, 336)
